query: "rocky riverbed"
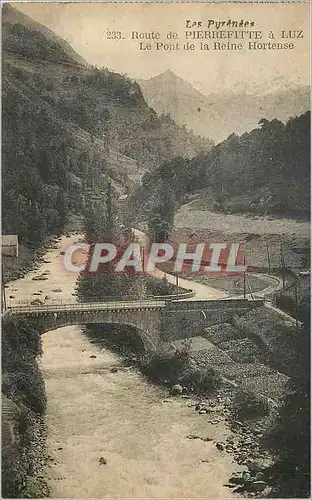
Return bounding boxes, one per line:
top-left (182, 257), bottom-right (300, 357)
top-left (40, 325), bottom-right (246, 498)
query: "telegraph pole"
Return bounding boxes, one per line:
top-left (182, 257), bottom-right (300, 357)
top-left (141, 247), bottom-right (145, 275)
top-left (280, 243), bottom-right (286, 288)
top-left (265, 240), bottom-right (271, 273)
top-left (243, 254), bottom-right (246, 299)
top-left (1, 261), bottom-right (7, 311)
top-left (2, 282), bottom-right (7, 311)
top-left (246, 274), bottom-right (255, 300)
top-left (294, 282), bottom-right (299, 334)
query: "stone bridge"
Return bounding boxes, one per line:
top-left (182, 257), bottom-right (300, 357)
top-left (6, 298), bottom-right (264, 352)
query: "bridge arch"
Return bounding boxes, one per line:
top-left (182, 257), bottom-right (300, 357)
top-left (7, 304), bottom-right (163, 353)
top-left (81, 322), bottom-right (158, 354)
top-left (39, 319), bottom-right (157, 353)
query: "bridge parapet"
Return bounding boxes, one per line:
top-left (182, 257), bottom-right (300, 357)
top-left (8, 299), bottom-right (167, 314)
top-left (166, 298), bottom-right (264, 310)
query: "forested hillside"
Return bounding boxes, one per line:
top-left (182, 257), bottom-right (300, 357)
top-left (2, 4), bottom-right (211, 248)
top-left (132, 113), bottom-right (310, 235)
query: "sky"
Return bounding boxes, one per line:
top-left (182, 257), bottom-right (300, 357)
top-left (13, 2), bottom-right (310, 95)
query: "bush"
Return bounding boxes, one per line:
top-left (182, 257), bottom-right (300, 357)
top-left (2, 403), bottom-right (47, 499)
top-left (2, 319), bottom-right (46, 415)
top-left (146, 275), bottom-right (177, 296)
top-left (141, 340), bottom-right (222, 395)
top-left (141, 339), bottom-right (191, 383)
top-left (180, 367), bottom-right (222, 394)
top-left (232, 389), bottom-right (270, 421)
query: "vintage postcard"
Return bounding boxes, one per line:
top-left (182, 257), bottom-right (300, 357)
top-left (1, 1), bottom-right (310, 499)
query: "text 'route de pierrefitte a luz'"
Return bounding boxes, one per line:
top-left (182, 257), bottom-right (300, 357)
top-left (133, 19), bottom-right (303, 51)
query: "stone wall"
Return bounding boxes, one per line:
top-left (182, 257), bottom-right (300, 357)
top-left (161, 299), bottom-right (263, 342)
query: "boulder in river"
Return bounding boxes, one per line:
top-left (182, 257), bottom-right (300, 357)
top-left (170, 384), bottom-right (183, 395)
top-left (234, 421), bottom-right (244, 427)
top-left (242, 471), bottom-right (251, 482)
top-left (31, 299), bottom-right (44, 306)
top-left (248, 457), bottom-right (274, 473)
top-left (229, 475), bottom-right (244, 485)
top-left (247, 480), bottom-right (267, 493)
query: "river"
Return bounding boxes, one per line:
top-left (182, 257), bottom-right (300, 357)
top-left (7, 235), bottom-right (241, 498)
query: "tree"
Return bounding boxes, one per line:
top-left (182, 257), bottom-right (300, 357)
top-left (266, 310), bottom-right (310, 498)
top-left (78, 182), bottom-right (147, 301)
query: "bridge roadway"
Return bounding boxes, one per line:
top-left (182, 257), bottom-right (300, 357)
top-left (7, 299), bottom-right (167, 314)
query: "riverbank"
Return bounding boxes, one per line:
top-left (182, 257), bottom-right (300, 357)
top-left (2, 237), bottom-right (58, 284)
top-left (5, 235), bottom-right (82, 307)
top-left (2, 316), bottom-right (48, 498)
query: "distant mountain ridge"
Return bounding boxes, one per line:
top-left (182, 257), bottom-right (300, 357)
top-left (138, 71), bottom-right (310, 143)
top-left (138, 70), bottom-right (208, 103)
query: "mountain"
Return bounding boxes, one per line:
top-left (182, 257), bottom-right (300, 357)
top-left (138, 70), bottom-right (209, 114)
top-left (2, 5), bottom-right (212, 247)
top-left (2, 4), bottom-right (89, 67)
top-left (231, 74), bottom-right (304, 96)
top-left (138, 71), bottom-right (310, 143)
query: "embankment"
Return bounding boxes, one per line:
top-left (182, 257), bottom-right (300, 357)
top-left (2, 316), bottom-right (48, 498)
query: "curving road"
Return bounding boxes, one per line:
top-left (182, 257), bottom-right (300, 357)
top-left (133, 229), bottom-right (284, 301)
top-left (133, 229), bottom-right (229, 300)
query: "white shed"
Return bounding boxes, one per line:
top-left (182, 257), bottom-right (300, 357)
top-left (1, 235), bottom-right (19, 258)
